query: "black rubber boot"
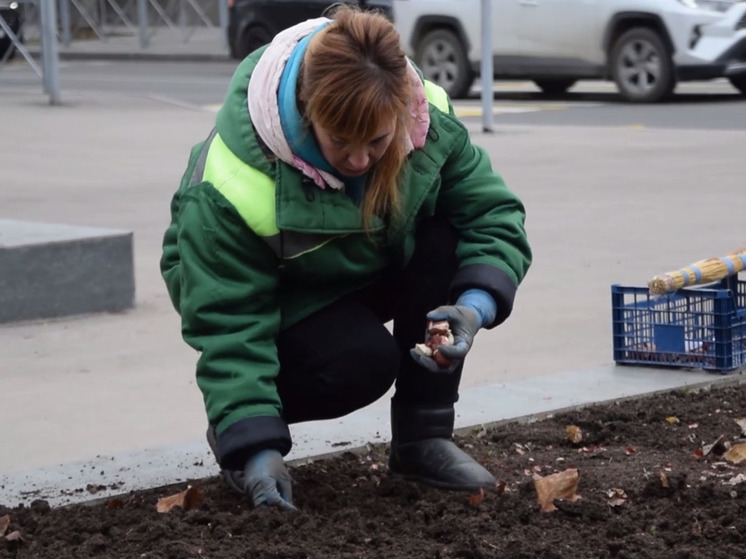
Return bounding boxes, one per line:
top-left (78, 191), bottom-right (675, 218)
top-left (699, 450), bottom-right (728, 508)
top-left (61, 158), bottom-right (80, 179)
top-left (206, 426), bottom-right (245, 495)
top-left (388, 401), bottom-right (496, 491)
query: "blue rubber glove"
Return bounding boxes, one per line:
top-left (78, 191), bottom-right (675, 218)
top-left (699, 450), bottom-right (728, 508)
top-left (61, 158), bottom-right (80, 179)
top-left (242, 449), bottom-right (297, 510)
top-left (410, 289), bottom-right (497, 373)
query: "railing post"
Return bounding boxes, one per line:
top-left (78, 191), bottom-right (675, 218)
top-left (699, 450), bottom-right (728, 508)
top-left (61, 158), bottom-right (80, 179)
top-left (58, 0), bottom-right (71, 47)
top-left (218, 0), bottom-right (228, 48)
top-left (40, 0), bottom-right (62, 105)
top-left (480, 0), bottom-right (494, 133)
top-left (137, 0), bottom-right (149, 48)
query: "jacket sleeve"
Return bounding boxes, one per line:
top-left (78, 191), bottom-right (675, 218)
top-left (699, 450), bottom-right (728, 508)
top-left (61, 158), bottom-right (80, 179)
top-left (436, 118), bottom-right (532, 328)
top-left (175, 183), bottom-right (291, 470)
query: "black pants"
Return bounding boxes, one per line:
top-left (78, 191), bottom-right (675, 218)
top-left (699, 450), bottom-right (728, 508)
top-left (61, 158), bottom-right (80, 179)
top-left (275, 218), bottom-right (463, 425)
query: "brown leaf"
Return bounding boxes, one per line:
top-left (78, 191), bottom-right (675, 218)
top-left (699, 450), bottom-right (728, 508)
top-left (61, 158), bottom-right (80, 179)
top-left (565, 425), bottom-right (583, 444)
top-left (624, 446), bottom-right (637, 455)
top-left (0, 515), bottom-right (9, 538)
top-left (106, 499), bottom-right (125, 510)
top-left (496, 481), bottom-right (507, 496)
top-left (724, 443), bottom-right (746, 465)
top-left (660, 470), bottom-right (670, 488)
top-left (5, 531), bottom-right (23, 543)
top-left (533, 468), bottom-right (581, 513)
top-left (605, 488), bottom-right (628, 507)
top-left (155, 485), bottom-right (205, 513)
top-left (469, 488), bottom-right (485, 506)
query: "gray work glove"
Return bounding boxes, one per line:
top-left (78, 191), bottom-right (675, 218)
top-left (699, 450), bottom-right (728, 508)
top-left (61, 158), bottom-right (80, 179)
top-left (409, 305), bottom-right (482, 373)
top-left (242, 449), bottom-right (297, 510)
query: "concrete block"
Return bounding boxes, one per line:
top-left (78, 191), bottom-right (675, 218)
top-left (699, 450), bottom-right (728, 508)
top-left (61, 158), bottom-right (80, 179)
top-left (0, 220), bottom-right (135, 324)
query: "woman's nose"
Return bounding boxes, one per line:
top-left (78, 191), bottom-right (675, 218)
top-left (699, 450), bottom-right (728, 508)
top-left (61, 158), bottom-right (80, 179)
top-left (347, 148), bottom-right (369, 170)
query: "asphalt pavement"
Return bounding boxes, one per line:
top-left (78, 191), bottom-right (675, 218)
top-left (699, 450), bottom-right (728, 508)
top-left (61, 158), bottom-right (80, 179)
top-left (1, 29), bottom-right (745, 508)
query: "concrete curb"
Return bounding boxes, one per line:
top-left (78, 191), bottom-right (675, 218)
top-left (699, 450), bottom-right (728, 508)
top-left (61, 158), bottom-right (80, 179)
top-left (1, 364), bottom-right (740, 509)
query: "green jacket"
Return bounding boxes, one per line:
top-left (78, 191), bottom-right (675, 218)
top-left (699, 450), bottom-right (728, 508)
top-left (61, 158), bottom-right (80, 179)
top-left (160, 50), bottom-right (531, 469)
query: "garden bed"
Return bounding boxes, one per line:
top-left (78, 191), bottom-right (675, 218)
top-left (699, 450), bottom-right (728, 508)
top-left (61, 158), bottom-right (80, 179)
top-left (3, 381), bottom-right (746, 558)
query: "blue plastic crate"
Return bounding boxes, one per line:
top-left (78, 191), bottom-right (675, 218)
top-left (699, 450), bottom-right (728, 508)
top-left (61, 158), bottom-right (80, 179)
top-left (611, 274), bottom-right (746, 372)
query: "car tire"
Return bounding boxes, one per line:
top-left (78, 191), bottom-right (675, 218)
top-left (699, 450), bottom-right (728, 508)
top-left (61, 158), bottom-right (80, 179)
top-left (414, 28), bottom-right (472, 99)
top-left (610, 28), bottom-right (675, 103)
top-left (534, 79), bottom-right (576, 96)
top-left (729, 76), bottom-right (746, 95)
top-left (236, 25), bottom-right (272, 60)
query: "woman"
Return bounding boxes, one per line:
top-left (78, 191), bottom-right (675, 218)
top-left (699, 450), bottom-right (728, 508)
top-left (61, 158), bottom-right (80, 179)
top-left (161, 6), bottom-right (531, 510)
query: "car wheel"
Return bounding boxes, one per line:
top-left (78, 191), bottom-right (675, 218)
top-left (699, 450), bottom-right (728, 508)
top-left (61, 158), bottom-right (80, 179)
top-left (729, 76), bottom-right (746, 95)
top-left (534, 79), bottom-right (576, 96)
top-left (237, 25), bottom-right (272, 60)
top-left (611, 28), bottom-right (675, 103)
top-left (414, 28), bottom-right (472, 99)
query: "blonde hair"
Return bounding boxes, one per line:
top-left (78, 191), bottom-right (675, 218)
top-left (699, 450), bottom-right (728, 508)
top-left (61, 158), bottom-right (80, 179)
top-left (299, 6), bottom-right (412, 229)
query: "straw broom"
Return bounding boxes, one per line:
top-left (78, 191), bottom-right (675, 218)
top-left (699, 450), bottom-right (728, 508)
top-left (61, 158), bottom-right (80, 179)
top-left (648, 248), bottom-right (746, 296)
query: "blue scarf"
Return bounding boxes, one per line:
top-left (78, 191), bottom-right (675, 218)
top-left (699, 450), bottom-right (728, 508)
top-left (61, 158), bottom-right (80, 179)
top-left (277, 25), bottom-right (367, 205)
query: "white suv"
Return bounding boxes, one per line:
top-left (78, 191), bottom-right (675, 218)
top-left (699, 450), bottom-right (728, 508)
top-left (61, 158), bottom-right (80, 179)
top-left (393, 0), bottom-right (746, 102)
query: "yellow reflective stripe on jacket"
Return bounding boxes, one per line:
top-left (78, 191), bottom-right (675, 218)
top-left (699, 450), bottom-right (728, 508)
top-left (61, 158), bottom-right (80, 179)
top-left (423, 80), bottom-right (450, 113)
top-left (202, 133), bottom-right (279, 237)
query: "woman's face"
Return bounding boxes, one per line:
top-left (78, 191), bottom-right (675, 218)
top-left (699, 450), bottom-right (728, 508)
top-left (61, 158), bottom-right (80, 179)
top-left (313, 119), bottom-right (396, 178)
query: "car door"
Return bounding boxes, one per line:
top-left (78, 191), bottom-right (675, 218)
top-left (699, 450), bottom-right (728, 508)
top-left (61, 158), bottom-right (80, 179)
top-left (515, 0), bottom-right (602, 63)
top-left (267, 0), bottom-right (336, 32)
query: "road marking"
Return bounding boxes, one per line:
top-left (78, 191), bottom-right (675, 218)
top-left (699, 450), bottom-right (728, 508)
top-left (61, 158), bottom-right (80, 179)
top-left (453, 104), bottom-right (568, 117)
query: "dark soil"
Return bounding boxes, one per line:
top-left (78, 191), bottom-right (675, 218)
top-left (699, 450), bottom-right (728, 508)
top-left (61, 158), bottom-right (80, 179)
top-left (5, 381), bottom-right (746, 559)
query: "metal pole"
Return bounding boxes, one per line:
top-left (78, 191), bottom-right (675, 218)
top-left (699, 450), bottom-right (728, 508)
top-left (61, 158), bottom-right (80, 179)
top-left (40, 0), bottom-right (62, 105)
top-left (59, 0), bottom-right (71, 47)
top-left (137, 0), bottom-right (149, 48)
top-left (480, 0), bottom-right (494, 133)
top-left (217, 0), bottom-right (228, 48)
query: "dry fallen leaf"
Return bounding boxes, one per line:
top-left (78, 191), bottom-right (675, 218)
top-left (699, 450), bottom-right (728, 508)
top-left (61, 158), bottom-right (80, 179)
top-left (0, 515), bottom-right (9, 538)
top-left (496, 481), bottom-right (507, 496)
top-left (5, 531), bottom-right (23, 543)
top-left (469, 488), bottom-right (485, 506)
top-left (734, 418), bottom-right (746, 436)
top-left (533, 468), bottom-right (581, 513)
top-left (724, 443), bottom-right (746, 465)
top-left (565, 425), bottom-right (583, 444)
top-left (606, 488), bottom-right (628, 507)
top-left (624, 446), bottom-right (637, 455)
top-left (156, 485), bottom-right (205, 513)
top-left (660, 470), bottom-right (670, 488)
top-left (665, 416), bottom-right (680, 424)
top-left (106, 499), bottom-right (125, 510)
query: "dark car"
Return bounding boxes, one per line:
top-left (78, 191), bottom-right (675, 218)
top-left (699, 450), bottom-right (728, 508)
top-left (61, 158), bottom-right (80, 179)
top-left (0, 0), bottom-right (22, 60)
top-left (227, 0), bottom-right (393, 60)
